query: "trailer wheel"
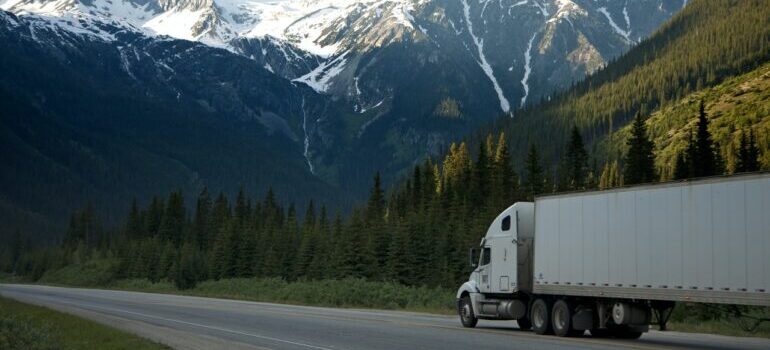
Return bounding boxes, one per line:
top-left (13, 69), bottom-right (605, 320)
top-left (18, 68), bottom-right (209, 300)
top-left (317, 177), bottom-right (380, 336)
top-left (531, 298), bottom-right (553, 335)
top-left (552, 300), bottom-right (582, 337)
top-left (458, 296), bottom-right (478, 328)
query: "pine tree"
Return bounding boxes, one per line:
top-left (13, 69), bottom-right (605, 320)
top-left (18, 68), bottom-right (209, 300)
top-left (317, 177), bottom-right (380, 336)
top-left (307, 205), bottom-right (330, 279)
top-left (523, 144), bottom-right (544, 200)
top-left (193, 188), bottom-right (212, 250)
top-left (623, 113), bottom-right (657, 184)
top-left (174, 243), bottom-right (205, 290)
top-left (469, 140), bottom-right (491, 211)
top-left (564, 126), bottom-right (589, 190)
top-left (673, 151), bottom-right (689, 180)
top-left (234, 187), bottom-right (251, 228)
top-left (747, 129), bottom-right (761, 172)
top-left (158, 191), bottom-right (185, 246)
top-left (145, 197), bottom-right (164, 237)
top-left (736, 129), bottom-right (761, 173)
top-left (692, 101), bottom-right (721, 177)
top-left (493, 132), bottom-right (517, 208)
top-left (126, 199), bottom-right (143, 239)
top-left (294, 201), bottom-right (317, 278)
top-left (364, 173), bottom-right (389, 272)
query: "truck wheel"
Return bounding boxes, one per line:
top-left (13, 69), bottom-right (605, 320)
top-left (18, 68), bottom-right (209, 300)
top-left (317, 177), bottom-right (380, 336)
top-left (551, 300), bottom-right (582, 337)
top-left (517, 316), bottom-right (532, 330)
top-left (531, 298), bottom-right (553, 335)
top-left (458, 296), bottom-right (478, 328)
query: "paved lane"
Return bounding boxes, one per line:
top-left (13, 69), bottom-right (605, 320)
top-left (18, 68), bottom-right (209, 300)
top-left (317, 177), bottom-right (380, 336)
top-left (2, 284), bottom-right (768, 350)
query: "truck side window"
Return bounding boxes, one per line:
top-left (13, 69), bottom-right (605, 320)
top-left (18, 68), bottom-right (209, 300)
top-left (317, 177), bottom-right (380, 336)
top-left (501, 216), bottom-right (511, 231)
top-left (481, 247), bottom-right (491, 266)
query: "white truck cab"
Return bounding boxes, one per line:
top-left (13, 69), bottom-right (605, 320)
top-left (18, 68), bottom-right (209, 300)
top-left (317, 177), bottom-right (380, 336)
top-left (456, 202), bottom-right (534, 328)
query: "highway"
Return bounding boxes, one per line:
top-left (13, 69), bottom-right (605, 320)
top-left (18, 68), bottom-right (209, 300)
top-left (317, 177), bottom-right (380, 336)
top-left (1, 284), bottom-right (769, 350)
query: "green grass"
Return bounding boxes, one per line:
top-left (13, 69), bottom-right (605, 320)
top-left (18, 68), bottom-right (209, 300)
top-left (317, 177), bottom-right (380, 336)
top-left (37, 259), bottom-right (118, 287)
top-left (0, 296), bottom-right (169, 350)
top-left (111, 277), bottom-right (457, 314)
top-left (668, 321), bottom-right (770, 338)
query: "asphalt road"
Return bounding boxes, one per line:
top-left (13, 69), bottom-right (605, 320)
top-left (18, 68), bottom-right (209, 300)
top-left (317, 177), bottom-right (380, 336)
top-left (1, 284), bottom-right (769, 350)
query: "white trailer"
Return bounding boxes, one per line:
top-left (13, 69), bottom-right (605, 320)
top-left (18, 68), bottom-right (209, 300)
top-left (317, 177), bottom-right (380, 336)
top-left (456, 172), bottom-right (770, 338)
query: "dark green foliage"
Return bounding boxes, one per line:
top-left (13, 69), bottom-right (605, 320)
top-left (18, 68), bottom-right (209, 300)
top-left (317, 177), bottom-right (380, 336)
top-left (562, 126), bottom-right (589, 190)
top-left (623, 113), bottom-right (657, 184)
top-left (692, 102), bottom-right (723, 177)
top-left (523, 144), bottom-right (544, 200)
top-left (174, 243), bottom-right (206, 290)
top-left (673, 151), bottom-right (689, 180)
top-left (735, 129), bottom-right (761, 173)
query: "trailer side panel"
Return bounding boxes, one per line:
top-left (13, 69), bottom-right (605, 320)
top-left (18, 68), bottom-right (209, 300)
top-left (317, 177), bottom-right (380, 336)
top-left (532, 173), bottom-right (770, 306)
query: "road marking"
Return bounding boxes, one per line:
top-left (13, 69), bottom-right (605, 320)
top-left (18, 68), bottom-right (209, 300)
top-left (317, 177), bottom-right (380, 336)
top-left (2, 285), bottom-right (755, 350)
top-left (17, 296), bottom-right (339, 350)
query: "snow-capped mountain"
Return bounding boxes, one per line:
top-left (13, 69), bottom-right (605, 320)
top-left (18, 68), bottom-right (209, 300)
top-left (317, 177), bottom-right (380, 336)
top-left (0, 0), bottom-right (685, 237)
top-left (2, 0), bottom-right (683, 111)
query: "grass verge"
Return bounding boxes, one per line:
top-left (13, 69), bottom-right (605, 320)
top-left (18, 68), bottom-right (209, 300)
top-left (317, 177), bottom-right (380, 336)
top-left (111, 277), bottom-right (457, 315)
top-left (0, 296), bottom-right (170, 350)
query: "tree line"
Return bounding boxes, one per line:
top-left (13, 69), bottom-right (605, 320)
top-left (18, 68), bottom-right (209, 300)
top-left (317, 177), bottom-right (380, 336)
top-left (2, 103), bottom-right (765, 290)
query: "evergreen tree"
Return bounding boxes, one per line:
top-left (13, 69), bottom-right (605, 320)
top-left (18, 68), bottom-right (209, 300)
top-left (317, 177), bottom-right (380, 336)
top-left (523, 144), bottom-right (544, 200)
top-left (193, 188), bottom-right (212, 250)
top-left (126, 199), bottom-right (143, 239)
top-left (623, 113), bottom-right (657, 184)
top-left (234, 187), bottom-right (251, 228)
top-left (493, 133), bottom-right (517, 201)
top-left (307, 205), bottom-right (330, 279)
top-left (470, 141), bottom-right (490, 206)
top-left (736, 129), bottom-right (761, 173)
top-left (294, 201), bottom-right (317, 278)
top-left (564, 126), bottom-right (589, 190)
top-left (145, 197), bottom-right (164, 237)
top-left (692, 101), bottom-right (721, 177)
top-left (174, 243), bottom-right (205, 290)
top-left (673, 151), bottom-right (689, 180)
top-left (365, 173), bottom-right (389, 272)
top-left (158, 191), bottom-right (185, 246)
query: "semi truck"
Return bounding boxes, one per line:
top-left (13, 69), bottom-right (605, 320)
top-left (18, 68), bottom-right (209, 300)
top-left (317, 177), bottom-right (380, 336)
top-left (456, 172), bottom-right (770, 338)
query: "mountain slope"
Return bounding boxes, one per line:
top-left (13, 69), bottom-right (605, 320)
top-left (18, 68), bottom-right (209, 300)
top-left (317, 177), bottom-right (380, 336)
top-left (0, 11), bottom-right (347, 241)
top-left (0, 1), bottom-right (684, 240)
top-left (604, 62), bottom-right (770, 179)
top-left (486, 0), bottom-right (770, 172)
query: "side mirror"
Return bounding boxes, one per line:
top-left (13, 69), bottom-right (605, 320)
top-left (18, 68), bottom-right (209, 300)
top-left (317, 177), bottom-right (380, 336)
top-left (469, 247), bottom-right (479, 268)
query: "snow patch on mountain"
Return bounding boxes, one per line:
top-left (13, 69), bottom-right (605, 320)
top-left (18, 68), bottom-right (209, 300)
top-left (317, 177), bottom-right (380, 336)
top-left (294, 51), bottom-right (349, 93)
top-left (300, 96), bottom-right (315, 174)
top-left (461, 0), bottom-right (510, 113)
top-left (598, 7), bottom-right (631, 43)
top-left (520, 32), bottom-right (536, 109)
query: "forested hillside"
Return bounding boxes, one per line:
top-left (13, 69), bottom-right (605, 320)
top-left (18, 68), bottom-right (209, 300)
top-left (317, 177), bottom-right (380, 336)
top-left (491, 0), bottom-right (770, 172)
top-left (605, 62), bottom-right (770, 179)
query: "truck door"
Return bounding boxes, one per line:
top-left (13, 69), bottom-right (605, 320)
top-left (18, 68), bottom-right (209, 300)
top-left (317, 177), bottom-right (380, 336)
top-left (490, 236), bottom-right (516, 293)
top-left (478, 246), bottom-right (492, 293)
top-left (490, 214), bottom-right (517, 293)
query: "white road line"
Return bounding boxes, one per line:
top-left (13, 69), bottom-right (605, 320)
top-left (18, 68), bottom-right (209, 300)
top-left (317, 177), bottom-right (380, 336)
top-left (48, 299), bottom-right (339, 350)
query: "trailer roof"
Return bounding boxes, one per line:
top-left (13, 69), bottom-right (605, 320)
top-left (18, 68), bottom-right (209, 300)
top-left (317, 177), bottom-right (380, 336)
top-left (534, 171), bottom-right (770, 201)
